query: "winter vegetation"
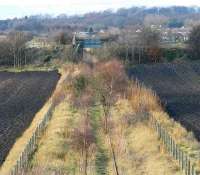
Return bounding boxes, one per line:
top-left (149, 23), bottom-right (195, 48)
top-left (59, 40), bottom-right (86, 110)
top-left (0, 6), bottom-right (200, 68)
top-left (1, 4), bottom-right (200, 175)
top-left (1, 60), bottom-right (198, 175)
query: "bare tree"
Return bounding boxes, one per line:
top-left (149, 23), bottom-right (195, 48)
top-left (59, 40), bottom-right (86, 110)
top-left (106, 27), bottom-right (162, 64)
top-left (0, 40), bottom-right (13, 65)
top-left (188, 24), bottom-right (200, 60)
top-left (70, 69), bottom-right (96, 175)
top-left (138, 27), bottom-right (162, 63)
top-left (8, 31), bottom-right (33, 67)
top-left (71, 115), bottom-right (95, 175)
top-left (54, 31), bottom-right (72, 45)
top-left (94, 60), bottom-right (128, 132)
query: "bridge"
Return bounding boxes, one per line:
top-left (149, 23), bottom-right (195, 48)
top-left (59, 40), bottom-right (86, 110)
top-left (72, 28), bottom-right (105, 59)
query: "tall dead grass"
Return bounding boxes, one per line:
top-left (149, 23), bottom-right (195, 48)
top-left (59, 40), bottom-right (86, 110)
top-left (108, 97), bottom-right (182, 175)
top-left (3, 59), bottom-right (200, 174)
top-left (151, 111), bottom-right (200, 158)
top-left (127, 79), bottom-right (200, 169)
top-left (127, 78), bottom-right (200, 157)
top-left (125, 74), bottom-right (200, 170)
top-left (34, 60), bottom-right (200, 173)
top-left (127, 80), bottom-right (162, 113)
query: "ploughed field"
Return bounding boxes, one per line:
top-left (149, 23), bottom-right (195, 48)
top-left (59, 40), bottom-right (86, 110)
top-left (128, 62), bottom-right (200, 140)
top-left (0, 71), bottom-right (60, 165)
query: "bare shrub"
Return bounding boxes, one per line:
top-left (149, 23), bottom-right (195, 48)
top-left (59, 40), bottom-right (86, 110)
top-left (95, 59), bottom-right (128, 97)
top-left (73, 75), bottom-right (89, 96)
top-left (70, 64), bottom-right (96, 109)
top-left (70, 116), bottom-right (95, 175)
top-left (94, 59), bottom-right (128, 132)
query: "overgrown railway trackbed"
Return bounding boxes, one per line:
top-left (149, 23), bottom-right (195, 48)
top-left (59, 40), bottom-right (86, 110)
top-left (108, 133), bottom-right (119, 175)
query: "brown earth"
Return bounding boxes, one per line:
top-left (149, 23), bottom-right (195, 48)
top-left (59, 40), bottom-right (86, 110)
top-left (128, 61), bottom-right (200, 140)
top-left (0, 71), bottom-right (60, 165)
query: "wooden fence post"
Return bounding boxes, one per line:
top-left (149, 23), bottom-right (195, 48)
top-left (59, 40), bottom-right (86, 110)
top-left (149, 116), bottom-right (200, 175)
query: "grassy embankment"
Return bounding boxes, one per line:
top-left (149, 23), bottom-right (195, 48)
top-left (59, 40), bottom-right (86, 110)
top-left (0, 65), bottom-right (73, 175)
top-left (0, 64), bottom-right (58, 72)
top-left (2, 60), bottom-right (200, 175)
top-left (23, 61), bottom-right (186, 175)
top-left (26, 64), bottom-right (116, 174)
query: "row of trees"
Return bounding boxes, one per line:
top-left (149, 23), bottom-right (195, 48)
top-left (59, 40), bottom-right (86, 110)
top-left (94, 27), bottom-right (162, 64)
top-left (93, 24), bottom-right (200, 64)
top-left (188, 25), bottom-right (200, 60)
top-left (0, 31), bottom-right (33, 67)
top-left (0, 25), bottom-right (199, 68)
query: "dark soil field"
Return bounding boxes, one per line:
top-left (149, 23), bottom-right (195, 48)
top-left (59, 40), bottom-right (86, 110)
top-left (128, 62), bottom-right (200, 140)
top-left (0, 71), bottom-right (60, 165)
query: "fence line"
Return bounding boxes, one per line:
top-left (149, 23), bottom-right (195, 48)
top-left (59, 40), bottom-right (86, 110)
top-left (149, 115), bottom-right (199, 175)
top-left (8, 105), bottom-right (200, 175)
top-left (10, 103), bottom-right (55, 175)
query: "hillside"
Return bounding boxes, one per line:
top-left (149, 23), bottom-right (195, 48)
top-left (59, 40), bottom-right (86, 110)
top-left (0, 6), bottom-right (200, 33)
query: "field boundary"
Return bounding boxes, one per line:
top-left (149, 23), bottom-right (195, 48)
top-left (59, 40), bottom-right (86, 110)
top-left (10, 103), bottom-right (54, 175)
top-left (0, 66), bottom-right (58, 73)
top-left (149, 115), bottom-right (200, 175)
top-left (0, 69), bottom-right (65, 175)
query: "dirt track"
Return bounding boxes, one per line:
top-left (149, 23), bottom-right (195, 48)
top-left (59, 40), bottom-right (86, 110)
top-left (128, 62), bottom-right (200, 140)
top-left (0, 71), bottom-right (60, 165)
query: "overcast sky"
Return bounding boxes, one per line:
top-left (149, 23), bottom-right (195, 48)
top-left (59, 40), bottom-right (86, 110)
top-left (0, 0), bottom-right (200, 19)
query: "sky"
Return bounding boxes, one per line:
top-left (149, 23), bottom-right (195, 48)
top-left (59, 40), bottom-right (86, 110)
top-left (0, 0), bottom-right (200, 19)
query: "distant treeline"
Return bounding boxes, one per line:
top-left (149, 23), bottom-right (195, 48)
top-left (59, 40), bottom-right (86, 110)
top-left (0, 6), bottom-right (200, 33)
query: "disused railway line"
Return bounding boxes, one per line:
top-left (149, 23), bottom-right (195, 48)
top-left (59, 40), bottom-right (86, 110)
top-left (108, 133), bottom-right (119, 175)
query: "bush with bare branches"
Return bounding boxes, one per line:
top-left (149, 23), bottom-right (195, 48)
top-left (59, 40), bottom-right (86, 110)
top-left (93, 59), bottom-right (128, 132)
top-left (70, 116), bottom-right (95, 175)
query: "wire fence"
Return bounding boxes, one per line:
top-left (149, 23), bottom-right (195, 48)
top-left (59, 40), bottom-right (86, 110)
top-left (7, 104), bottom-right (200, 175)
top-left (149, 115), bottom-right (200, 175)
top-left (10, 103), bottom-right (55, 175)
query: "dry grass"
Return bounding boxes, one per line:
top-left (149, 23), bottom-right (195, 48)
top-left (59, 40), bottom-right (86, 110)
top-left (151, 111), bottom-right (200, 165)
top-left (127, 123), bottom-right (182, 175)
top-left (23, 62), bottom-right (120, 175)
top-left (0, 101), bottom-right (53, 175)
top-left (30, 61), bottom-right (200, 174)
top-left (127, 81), bottom-right (162, 113)
top-left (27, 64), bottom-right (98, 175)
top-left (108, 98), bottom-right (183, 175)
top-left (0, 64), bottom-right (76, 175)
top-left (126, 77), bottom-right (200, 170)
top-left (30, 101), bottom-right (112, 175)
top-left (2, 60), bottom-right (199, 175)
top-left (31, 102), bottom-right (81, 174)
